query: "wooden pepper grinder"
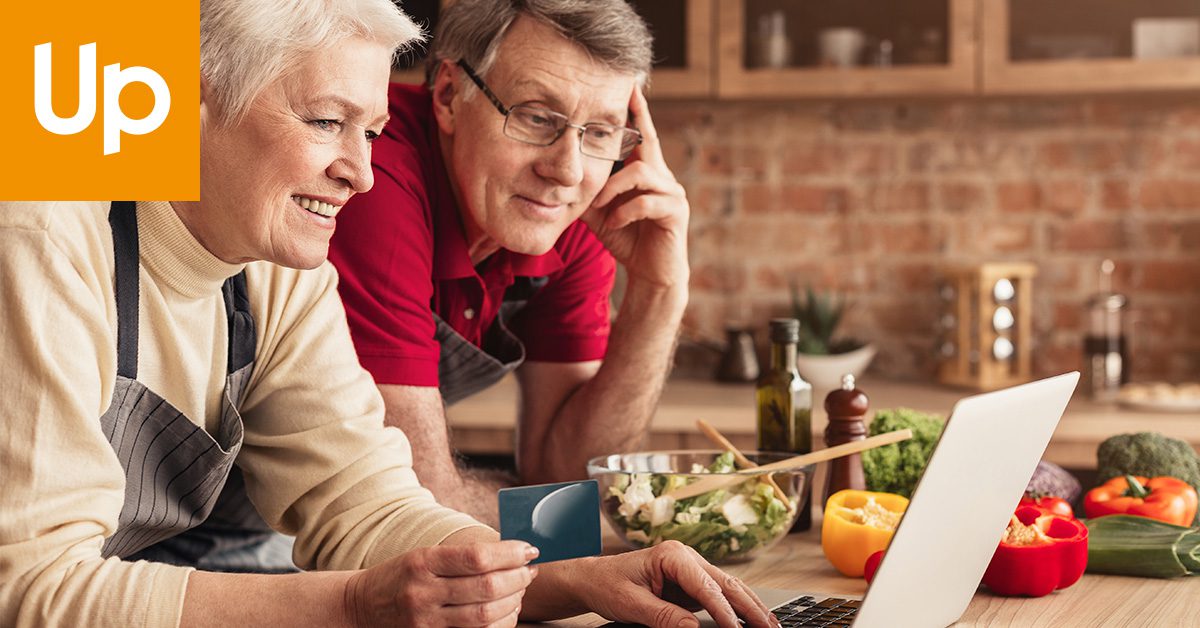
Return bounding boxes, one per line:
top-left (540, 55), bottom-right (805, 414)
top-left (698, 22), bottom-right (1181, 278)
top-left (823, 373), bottom-right (869, 505)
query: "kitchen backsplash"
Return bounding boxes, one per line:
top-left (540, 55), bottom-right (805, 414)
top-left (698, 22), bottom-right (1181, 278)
top-left (653, 96), bottom-right (1200, 383)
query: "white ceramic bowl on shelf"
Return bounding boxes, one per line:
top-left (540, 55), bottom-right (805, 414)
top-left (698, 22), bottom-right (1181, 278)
top-left (794, 343), bottom-right (877, 390)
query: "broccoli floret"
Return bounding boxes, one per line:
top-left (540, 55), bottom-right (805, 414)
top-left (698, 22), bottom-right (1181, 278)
top-left (1096, 432), bottom-right (1200, 525)
top-left (861, 408), bottom-right (945, 498)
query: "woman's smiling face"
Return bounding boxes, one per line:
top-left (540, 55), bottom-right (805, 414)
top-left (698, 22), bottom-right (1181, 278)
top-left (193, 36), bottom-right (392, 269)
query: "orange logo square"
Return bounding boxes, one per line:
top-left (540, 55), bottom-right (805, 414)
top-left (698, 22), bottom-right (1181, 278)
top-left (2, 1), bottom-right (198, 200)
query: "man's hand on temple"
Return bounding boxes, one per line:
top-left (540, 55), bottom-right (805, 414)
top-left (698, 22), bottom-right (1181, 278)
top-left (582, 87), bottom-right (689, 292)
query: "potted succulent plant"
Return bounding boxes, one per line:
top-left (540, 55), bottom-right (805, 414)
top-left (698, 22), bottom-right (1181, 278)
top-left (790, 285), bottom-right (876, 390)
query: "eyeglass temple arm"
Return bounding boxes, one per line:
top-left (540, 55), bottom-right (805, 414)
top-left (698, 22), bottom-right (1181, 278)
top-left (455, 60), bottom-right (510, 116)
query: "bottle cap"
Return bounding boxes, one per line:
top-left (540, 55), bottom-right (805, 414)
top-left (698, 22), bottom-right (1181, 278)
top-left (768, 318), bottom-right (800, 344)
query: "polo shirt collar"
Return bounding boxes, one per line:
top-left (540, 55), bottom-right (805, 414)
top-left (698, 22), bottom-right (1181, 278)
top-left (427, 116), bottom-right (564, 281)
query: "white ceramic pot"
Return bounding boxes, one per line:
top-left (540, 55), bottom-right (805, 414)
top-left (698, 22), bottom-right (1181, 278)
top-left (794, 343), bottom-right (877, 391)
top-left (818, 27), bottom-right (867, 68)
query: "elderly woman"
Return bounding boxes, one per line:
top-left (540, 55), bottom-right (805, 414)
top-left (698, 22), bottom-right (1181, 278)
top-left (0, 1), bottom-right (777, 627)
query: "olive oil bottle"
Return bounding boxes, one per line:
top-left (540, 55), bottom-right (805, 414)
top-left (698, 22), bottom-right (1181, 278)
top-left (756, 318), bottom-right (814, 531)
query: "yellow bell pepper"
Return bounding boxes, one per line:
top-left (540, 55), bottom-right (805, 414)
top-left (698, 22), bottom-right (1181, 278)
top-left (822, 489), bottom-right (910, 577)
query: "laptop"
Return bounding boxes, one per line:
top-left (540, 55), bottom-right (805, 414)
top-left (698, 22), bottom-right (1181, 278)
top-left (687, 371), bottom-right (1082, 628)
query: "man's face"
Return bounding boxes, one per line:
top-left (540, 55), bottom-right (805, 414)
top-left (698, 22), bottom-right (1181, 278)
top-left (439, 16), bottom-right (637, 258)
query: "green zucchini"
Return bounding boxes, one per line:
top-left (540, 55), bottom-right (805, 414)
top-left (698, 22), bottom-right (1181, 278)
top-left (1085, 515), bottom-right (1200, 579)
top-left (1179, 529), bottom-right (1200, 573)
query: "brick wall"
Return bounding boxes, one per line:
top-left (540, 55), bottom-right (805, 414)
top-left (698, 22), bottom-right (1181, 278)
top-left (653, 97), bottom-right (1200, 383)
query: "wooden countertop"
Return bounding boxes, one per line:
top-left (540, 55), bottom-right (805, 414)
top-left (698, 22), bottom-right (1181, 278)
top-left (446, 376), bottom-right (1200, 469)
top-left (453, 377), bottom-right (1200, 625)
top-left (527, 520), bottom-right (1200, 627)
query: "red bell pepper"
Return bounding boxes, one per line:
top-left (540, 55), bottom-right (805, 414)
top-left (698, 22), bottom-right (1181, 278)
top-left (1083, 475), bottom-right (1198, 527)
top-left (863, 550), bottom-right (885, 584)
top-left (1018, 493), bottom-right (1074, 519)
top-left (981, 506), bottom-right (1088, 597)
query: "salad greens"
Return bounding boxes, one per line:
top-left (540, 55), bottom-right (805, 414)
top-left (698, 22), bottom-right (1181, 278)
top-left (606, 452), bottom-right (795, 562)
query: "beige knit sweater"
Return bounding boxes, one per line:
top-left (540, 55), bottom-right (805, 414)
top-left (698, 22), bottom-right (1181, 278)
top-left (0, 202), bottom-right (488, 627)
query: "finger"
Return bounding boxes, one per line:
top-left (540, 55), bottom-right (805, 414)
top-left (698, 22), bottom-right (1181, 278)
top-left (611, 584), bottom-right (700, 628)
top-left (590, 163), bottom-right (648, 212)
top-left (483, 605), bottom-right (521, 628)
top-left (655, 543), bottom-right (739, 628)
top-left (442, 590), bottom-right (525, 627)
top-left (629, 86), bottom-right (659, 149)
top-left (425, 541), bottom-right (538, 577)
top-left (604, 190), bottom-right (689, 233)
top-left (707, 567), bottom-right (776, 628)
top-left (589, 161), bottom-right (679, 213)
top-left (617, 87), bottom-right (662, 168)
top-left (443, 565), bottom-right (537, 604)
top-left (579, 201), bottom-right (610, 233)
top-left (680, 546), bottom-right (774, 628)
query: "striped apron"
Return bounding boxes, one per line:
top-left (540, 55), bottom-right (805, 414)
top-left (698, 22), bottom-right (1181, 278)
top-left (98, 202), bottom-right (297, 573)
top-left (436, 276), bottom-right (546, 405)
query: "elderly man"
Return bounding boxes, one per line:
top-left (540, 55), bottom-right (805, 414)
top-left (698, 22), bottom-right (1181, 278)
top-left (330, 0), bottom-right (689, 525)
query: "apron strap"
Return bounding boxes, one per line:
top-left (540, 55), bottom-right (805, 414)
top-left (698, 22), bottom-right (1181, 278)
top-left (108, 202), bottom-right (253, 380)
top-left (502, 275), bottom-right (549, 307)
top-left (108, 202), bottom-right (141, 380)
top-left (223, 272), bottom-right (256, 374)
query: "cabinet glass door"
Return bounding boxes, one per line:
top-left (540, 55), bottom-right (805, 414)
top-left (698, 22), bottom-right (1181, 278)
top-left (983, 0), bottom-right (1200, 94)
top-left (717, 0), bottom-right (976, 98)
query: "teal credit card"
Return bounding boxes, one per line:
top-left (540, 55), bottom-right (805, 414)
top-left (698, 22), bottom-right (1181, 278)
top-left (498, 480), bottom-right (602, 565)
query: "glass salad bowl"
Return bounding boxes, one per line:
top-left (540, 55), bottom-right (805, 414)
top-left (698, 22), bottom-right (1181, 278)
top-left (587, 450), bottom-right (812, 564)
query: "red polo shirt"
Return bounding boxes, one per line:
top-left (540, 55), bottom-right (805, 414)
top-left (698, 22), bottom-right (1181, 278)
top-left (329, 84), bottom-right (615, 388)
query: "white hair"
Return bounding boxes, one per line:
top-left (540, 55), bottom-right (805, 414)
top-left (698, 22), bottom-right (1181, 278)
top-left (201, 0), bottom-right (422, 124)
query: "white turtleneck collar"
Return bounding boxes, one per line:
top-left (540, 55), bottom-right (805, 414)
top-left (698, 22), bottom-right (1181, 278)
top-left (136, 201), bottom-right (246, 300)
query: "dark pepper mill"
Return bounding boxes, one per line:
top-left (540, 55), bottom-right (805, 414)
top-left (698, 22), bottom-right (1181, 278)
top-left (823, 373), bottom-right (868, 505)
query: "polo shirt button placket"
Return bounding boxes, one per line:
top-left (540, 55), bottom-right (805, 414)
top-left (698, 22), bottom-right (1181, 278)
top-left (463, 308), bottom-right (475, 320)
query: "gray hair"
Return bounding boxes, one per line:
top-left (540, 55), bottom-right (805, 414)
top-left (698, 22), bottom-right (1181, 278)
top-left (201, 0), bottom-right (422, 124)
top-left (425, 0), bottom-right (653, 90)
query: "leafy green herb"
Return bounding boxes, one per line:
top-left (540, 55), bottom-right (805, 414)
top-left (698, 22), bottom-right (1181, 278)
top-left (789, 284), bottom-right (864, 355)
top-left (861, 408), bottom-right (945, 498)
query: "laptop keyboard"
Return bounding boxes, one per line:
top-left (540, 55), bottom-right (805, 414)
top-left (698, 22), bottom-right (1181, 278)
top-left (600, 594), bottom-right (861, 628)
top-left (773, 595), bottom-right (860, 627)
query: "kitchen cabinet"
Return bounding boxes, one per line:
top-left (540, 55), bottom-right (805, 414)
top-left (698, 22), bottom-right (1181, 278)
top-left (629, 0), bottom-right (715, 98)
top-left (385, 0), bottom-right (1200, 97)
top-left (715, 0), bottom-right (978, 98)
top-left (667, 0), bottom-right (1200, 98)
top-left (981, 0), bottom-right (1200, 95)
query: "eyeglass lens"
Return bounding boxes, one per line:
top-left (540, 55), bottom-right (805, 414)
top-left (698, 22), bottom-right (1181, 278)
top-left (505, 105), bottom-right (638, 161)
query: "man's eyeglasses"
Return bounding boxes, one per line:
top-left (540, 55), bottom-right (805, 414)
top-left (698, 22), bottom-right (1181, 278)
top-left (457, 59), bottom-right (642, 162)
